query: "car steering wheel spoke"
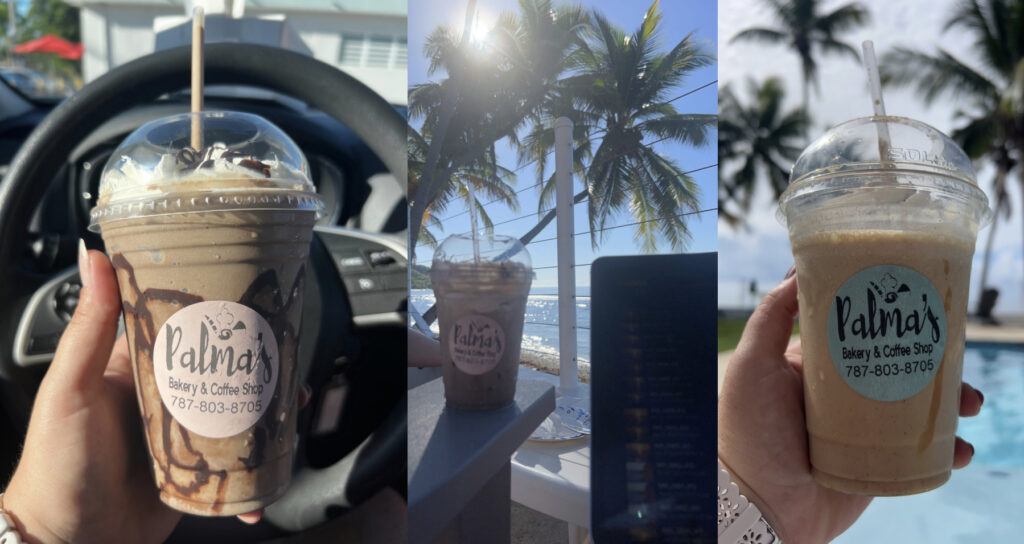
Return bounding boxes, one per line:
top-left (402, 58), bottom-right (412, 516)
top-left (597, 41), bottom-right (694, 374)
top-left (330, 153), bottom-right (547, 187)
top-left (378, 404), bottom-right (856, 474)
top-left (12, 266), bottom-right (83, 366)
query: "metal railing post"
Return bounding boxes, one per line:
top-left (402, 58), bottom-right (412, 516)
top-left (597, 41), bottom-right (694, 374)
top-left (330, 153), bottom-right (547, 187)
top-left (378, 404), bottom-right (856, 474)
top-left (554, 117), bottom-right (578, 390)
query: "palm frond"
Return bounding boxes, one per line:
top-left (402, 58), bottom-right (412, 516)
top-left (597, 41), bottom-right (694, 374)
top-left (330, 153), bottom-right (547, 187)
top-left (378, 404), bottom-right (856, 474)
top-left (730, 27), bottom-right (789, 45)
top-left (882, 47), bottom-right (999, 105)
top-left (637, 113), bottom-right (715, 148)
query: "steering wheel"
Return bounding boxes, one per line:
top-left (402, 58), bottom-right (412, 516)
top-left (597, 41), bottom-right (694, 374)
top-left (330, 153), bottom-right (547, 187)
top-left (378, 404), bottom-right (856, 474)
top-left (0, 43), bottom-right (407, 535)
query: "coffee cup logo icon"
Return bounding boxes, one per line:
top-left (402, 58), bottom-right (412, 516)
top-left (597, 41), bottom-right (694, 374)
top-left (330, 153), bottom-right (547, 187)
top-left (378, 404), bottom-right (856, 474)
top-left (870, 272), bottom-right (912, 304)
top-left (206, 306), bottom-right (249, 340)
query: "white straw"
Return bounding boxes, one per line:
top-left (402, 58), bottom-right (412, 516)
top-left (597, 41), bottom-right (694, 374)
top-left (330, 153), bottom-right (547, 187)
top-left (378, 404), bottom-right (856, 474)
top-left (862, 40), bottom-right (892, 162)
top-left (191, 6), bottom-right (205, 151)
top-left (466, 182), bottom-right (481, 264)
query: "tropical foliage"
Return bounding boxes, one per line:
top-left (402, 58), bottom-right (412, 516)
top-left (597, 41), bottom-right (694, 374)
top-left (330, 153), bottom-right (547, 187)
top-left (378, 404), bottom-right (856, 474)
top-left (518, 2), bottom-right (715, 251)
top-left (881, 0), bottom-right (1023, 316)
top-left (409, 0), bottom-right (716, 254)
top-left (408, 0), bottom-right (589, 255)
top-left (731, 0), bottom-right (869, 114)
top-left (718, 77), bottom-right (808, 226)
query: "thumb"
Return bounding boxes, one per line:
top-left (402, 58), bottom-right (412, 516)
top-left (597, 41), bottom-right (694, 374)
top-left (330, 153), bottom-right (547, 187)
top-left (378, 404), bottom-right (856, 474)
top-left (46, 240), bottom-right (123, 392)
top-left (733, 273), bottom-right (799, 367)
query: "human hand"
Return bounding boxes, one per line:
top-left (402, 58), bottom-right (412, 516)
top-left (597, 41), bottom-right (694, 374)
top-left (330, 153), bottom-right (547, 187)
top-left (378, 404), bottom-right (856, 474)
top-left (717, 272), bottom-right (984, 544)
top-left (3, 244), bottom-right (311, 543)
top-left (2, 245), bottom-right (183, 544)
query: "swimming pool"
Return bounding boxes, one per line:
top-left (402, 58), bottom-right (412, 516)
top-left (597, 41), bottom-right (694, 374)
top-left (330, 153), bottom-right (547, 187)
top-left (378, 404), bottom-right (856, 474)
top-left (835, 343), bottom-right (1024, 542)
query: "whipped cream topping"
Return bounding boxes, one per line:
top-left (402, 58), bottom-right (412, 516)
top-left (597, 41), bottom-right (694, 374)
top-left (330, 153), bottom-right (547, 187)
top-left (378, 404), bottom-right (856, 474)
top-left (98, 142), bottom-right (309, 206)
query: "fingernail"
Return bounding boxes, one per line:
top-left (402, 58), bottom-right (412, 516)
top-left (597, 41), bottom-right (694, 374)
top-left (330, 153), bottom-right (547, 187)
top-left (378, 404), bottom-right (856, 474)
top-left (978, 390), bottom-right (985, 405)
top-left (78, 239), bottom-right (91, 289)
top-left (969, 442), bottom-right (975, 456)
top-left (784, 265), bottom-right (796, 280)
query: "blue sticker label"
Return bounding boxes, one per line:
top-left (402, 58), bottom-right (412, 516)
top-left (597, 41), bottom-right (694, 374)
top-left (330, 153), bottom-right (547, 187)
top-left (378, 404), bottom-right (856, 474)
top-left (827, 265), bottom-right (946, 401)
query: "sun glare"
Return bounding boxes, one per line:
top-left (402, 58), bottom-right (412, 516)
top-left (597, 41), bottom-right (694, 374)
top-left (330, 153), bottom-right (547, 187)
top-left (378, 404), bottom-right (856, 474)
top-left (467, 7), bottom-right (496, 51)
top-left (470, 25), bottom-right (489, 46)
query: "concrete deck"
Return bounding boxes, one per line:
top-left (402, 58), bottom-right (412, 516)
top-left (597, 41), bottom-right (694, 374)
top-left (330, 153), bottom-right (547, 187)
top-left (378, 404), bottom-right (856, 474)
top-left (511, 503), bottom-right (569, 544)
top-left (964, 320), bottom-right (1024, 344)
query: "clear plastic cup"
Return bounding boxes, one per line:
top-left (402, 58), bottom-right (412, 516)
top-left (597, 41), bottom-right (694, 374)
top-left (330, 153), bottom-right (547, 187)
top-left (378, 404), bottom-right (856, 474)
top-left (778, 116), bottom-right (991, 495)
top-left (430, 234), bottom-right (533, 410)
top-left (90, 111), bottom-right (322, 515)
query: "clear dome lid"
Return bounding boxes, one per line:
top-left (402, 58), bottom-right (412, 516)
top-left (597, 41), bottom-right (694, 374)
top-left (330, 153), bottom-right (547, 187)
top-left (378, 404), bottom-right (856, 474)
top-left (779, 115), bottom-right (991, 227)
top-left (89, 111), bottom-right (322, 231)
top-left (432, 234), bottom-right (532, 269)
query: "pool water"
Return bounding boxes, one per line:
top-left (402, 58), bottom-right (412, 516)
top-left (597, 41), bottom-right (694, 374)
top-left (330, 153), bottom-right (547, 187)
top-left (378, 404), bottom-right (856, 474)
top-left (835, 343), bottom-right (1024, 542)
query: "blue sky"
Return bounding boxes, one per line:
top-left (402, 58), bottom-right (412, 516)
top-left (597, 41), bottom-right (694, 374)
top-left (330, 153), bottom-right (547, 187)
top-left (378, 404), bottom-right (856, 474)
top-left (720, 0), bottom-right (1024, 314)
top-left (409, 0), bottom-right (718, 288)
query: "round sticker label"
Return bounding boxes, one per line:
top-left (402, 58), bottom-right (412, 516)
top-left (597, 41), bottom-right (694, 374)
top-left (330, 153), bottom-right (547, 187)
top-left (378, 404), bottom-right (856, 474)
top-left (154, 301), bottom-right (279, 438)
top-left (448, 314), bottom-right (505, 375)
top-left (828, 264), bottom-right (946, 401)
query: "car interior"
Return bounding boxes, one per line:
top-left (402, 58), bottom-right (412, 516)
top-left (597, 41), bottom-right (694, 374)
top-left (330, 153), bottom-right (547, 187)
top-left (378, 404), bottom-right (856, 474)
top-left (0, 43), bottom-right (407, 542)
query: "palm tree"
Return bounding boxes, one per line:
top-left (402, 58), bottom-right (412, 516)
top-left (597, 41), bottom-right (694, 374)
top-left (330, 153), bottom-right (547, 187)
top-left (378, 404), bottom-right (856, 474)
top-left (718, 77), bottom-right (809, 227)
top-left (408, 127), bottom-right (519, 249)
top-left (408, 0), bottom-right (589, 257)
top-left (517, 0), bottom-right (716, 252)
top-left (731, 0), bottom-right (869, 121)
top-left (880, 0), bottom-right (1024, 318)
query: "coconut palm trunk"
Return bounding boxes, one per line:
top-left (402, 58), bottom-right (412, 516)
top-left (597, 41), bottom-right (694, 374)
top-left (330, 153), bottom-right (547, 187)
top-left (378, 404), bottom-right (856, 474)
top-left (976, 160), bottom-right (1008, 318)
top-left (409, 0), bottom-right (477, 262)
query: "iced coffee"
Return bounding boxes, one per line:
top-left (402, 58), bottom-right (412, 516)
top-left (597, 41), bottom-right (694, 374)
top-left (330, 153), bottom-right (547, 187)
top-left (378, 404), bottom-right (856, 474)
top-left (430, 234), bottom-right (532, 410)
top-left (89, 111), bottom-right (322, 515)
top-left (779, 116), bottom-right (991, 495)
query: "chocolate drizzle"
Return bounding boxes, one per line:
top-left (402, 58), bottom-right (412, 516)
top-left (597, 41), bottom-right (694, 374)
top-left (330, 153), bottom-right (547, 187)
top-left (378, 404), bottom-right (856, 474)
top-left (112, 252), bottom-right (305, 510)
top-left (173, 144), bottom-right (273, 177)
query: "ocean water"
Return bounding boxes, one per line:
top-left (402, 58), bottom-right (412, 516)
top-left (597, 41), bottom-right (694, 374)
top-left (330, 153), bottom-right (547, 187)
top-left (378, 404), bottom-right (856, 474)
top-left (410, 288), bottom-right (591, 362)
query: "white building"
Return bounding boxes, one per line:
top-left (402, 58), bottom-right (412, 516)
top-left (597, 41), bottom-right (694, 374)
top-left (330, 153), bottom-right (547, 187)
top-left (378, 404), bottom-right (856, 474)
top-left (66, 0), bottom-right (407, 105)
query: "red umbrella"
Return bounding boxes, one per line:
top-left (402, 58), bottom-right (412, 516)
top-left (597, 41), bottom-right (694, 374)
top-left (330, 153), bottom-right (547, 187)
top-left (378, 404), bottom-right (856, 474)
top-left (14, 34), bottom-right (83, 60)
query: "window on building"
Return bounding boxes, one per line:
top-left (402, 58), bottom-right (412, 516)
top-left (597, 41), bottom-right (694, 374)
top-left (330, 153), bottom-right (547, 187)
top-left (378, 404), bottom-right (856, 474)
top-left (340, 34), bottom-right (407, 69)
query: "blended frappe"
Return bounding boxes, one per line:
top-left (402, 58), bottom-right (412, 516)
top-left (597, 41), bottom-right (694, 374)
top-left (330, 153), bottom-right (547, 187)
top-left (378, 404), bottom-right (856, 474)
top-left (102, 208), bottom-right (313, 514)
top-left (91, 111), bottom-right (321, 515)
top-left (793, 229), bottom-right (973, 495)
top-left (779, 115), bottom-right (991, 496)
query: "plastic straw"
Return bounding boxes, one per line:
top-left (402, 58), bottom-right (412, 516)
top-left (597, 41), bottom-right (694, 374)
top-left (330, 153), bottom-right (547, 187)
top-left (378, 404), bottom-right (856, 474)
top-left (466, 182), bottom-right (481, 264)
top-left (191, 7), bottom-right (205, 151)
top-left (862, 40), bottom-right (892, 162)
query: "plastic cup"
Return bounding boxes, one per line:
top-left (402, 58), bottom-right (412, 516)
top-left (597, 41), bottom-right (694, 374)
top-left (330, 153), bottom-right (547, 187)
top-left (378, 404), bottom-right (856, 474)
top-left (89, 111), bottom-right (323, 515)
top-left (430, 234), bottom-right (532, 410)
top-left (778, 115), bottom-right (992, 495)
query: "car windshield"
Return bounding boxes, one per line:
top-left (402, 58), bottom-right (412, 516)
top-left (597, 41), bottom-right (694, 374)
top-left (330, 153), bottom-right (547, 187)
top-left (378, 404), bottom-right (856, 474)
top-left (0, 2), bottom-right (406, 107)
top-left (0, 67), bottom-right (73, 100)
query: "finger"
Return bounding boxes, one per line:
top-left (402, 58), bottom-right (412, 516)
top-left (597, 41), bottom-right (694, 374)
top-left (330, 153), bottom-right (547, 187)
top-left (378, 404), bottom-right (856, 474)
top-left (785, 338), bottom-right (804, 374)
top-left (47, 244), bottom-right (122, 391)
top-left (734, 274), bottom-right (799, 365)
top-left (959, 382), bottom-right (984, 418)
top-left (104, 335), bottom-right (134, 389)
top-left (952, 436), bottom-right (975, 469)
top-left (298, 384), bottom-right (312, 410)
top-left (237, 509), bottom-right (263, 524)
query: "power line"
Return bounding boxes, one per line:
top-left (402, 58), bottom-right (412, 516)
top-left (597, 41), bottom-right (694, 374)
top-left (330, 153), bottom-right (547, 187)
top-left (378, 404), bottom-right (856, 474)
top-left (440, 161), bottom-right (717, 227)
top-left (431, 79), bottom-right (718, 223)
top-left (525, 321), bottom-right (591, 330)
top-left (666, 79), bottom-right (717, 103)
top-left (528, 207), bottom-right (717, 245)
top-left (458, 198), bottom-right (590, 233)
